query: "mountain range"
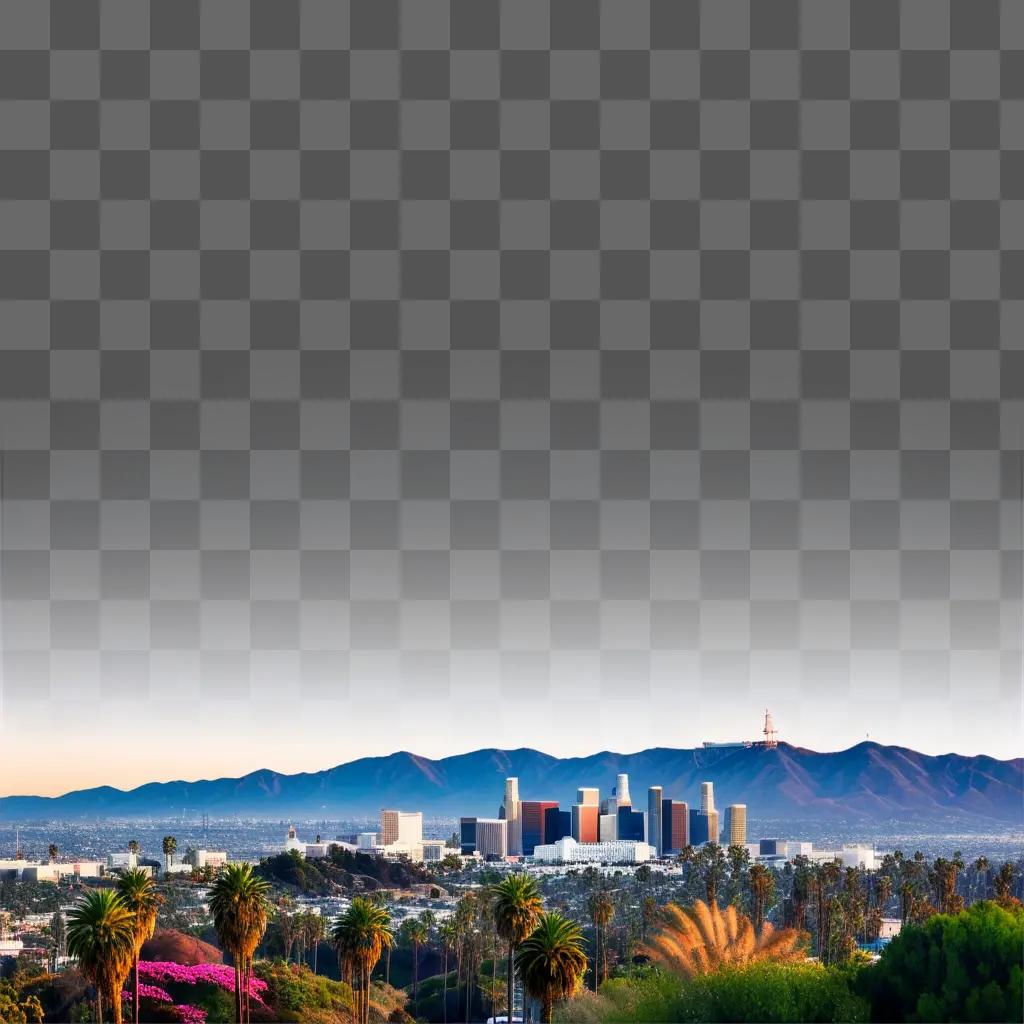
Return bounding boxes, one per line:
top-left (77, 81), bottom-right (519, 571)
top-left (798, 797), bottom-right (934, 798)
top-left (2, 742), bottom-right (1022, 825)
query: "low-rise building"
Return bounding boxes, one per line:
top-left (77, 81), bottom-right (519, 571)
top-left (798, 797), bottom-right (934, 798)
top-left (187, 850), bottom-right (228, 870)
top-left (530, 836), bottom-right (654, 864)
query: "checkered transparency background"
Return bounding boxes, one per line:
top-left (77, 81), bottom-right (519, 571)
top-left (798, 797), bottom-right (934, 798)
top-left (0, 0), bottom-right (1021, 771)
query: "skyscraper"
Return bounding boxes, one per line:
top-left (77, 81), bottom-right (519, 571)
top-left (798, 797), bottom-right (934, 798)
top-left (700, 781), bottom-right (715, 813)
top-left (501, 777), bottom-right (521, 856)
top-left (617, 805), bottom-right (645, 842)
top-left (572, 803), bottom-right (599, 842)
top-left (723, 805), bottom-right (747, 845)
top-left (689, 787), bottom-right (719, 846)
top-left (380, 810), bottom-right (422, 846)
top-left (544, 806), bottom-right (572, 843)
top-left (662, 799), bottom-right (688, 854)
top-left (647, 786), bottom-right (663, 856)
top-left (520, 800), bottom-right (559, 855)
top-left (616, 773), bottom-right (632, 807)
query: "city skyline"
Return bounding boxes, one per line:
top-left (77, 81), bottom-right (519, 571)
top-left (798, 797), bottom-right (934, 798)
top-left (2, 710), bottom-right (1022, 801)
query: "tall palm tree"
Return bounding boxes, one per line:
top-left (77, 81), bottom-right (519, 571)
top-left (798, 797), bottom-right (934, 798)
top-left (331, 897), bottom-right (393, 1024)
top-left (438, 919), bottom-right (458, 1024)
top-left (127, 840), bottom-right (140, 857)
top-left (116, 869), bottom-right (162, 1024)
top-left (748, 864), bottom-right (775, 934)
top-left (641, 900), bottom-right (802, 979)
top-left (161, 836), bottom-right (177, 876)
top-left (304, 912), bottom-right (326, 973)
top-left (401, 918), bottom-right (429, 1017)
top-left (517, 912), bottom-right (587, 1024)
top-left (208, 863), bottom-right (271, 1024)
top-left (490, 874), bottom-right (543, 1024)
top-left (587, 890), bottom-right (614, 990)
top-left (66, 889), bottom-right (136, 1024)
top-left (973, 856), bottom-right (989, 902)
top-left (48, 843), bottom-right (59, 863)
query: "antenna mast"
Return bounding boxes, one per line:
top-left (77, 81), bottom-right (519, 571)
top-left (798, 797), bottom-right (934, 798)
top-left (762, 708), bottom-right (778, 749)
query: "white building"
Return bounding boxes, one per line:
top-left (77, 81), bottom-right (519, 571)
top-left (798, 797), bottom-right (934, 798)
top-left (598, 813), bottom-right (618, 842)
top-left (356, 832), bottom-right (379, 849)
top-left (283, 825), bottom-right (305, 855)
top-left (188, 850), bottom-right (228, 870)
top-left (420, 840), bottom-right (448, 863)
top-left (108, 851), bottom-right (138, 871)
top-left (381, 810), bottom-right (423, 847)
top-left (305, 842), bottom-right (333, 860)
top-left (531, 836), bottom-right (654, 865)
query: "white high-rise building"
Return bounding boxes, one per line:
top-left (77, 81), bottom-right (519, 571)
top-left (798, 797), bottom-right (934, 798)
top-left (615, 773), bottom-right (631, 807)
top-left (502, 778), bottom-right (522, 856)
top-left (381, 810), bottom-right (423, 846)
top-left (700, 781), bottom-right (715, 814)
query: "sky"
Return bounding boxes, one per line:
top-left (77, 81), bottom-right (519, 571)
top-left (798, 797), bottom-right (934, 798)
top-left (1, 0), bottom-right (1023, 797)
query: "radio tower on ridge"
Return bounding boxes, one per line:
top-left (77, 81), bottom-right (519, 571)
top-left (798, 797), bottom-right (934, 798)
top-left (762, 708), bottom-right (778, 749)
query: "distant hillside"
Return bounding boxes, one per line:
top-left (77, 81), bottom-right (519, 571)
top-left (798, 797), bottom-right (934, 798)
top-left (1, 742), bottom-right (1021, 825)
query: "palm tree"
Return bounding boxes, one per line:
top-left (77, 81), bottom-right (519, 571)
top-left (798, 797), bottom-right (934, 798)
top-left (973, 856), bottom-right (989, 902)
top-left (116, 869), bottom-right (162, 1024)
top-left (127, 840), bottom-right (140, 858)
top-left (490, 874), bottom-right (543, 1024)
top-left (439, 919), bottom-right (458, 1024)
top-left (586, 890), bottom-right (614, 990)
top-left (208, 863), bottom-right (271, 1024)
top-left (640, 900), bottom-right (802, 979)
top-left (66, 889), bottom-right (136, 1024)
top-left (748, 864), bottom-right (775, 933)
top-left (401, 918), bottom-right (429, 1017)
top-left (331, 897), bottom-right (393, 1024)
top-left (304, 912), bottom-right (326, 973)
top-left (161, 836), bottom-right (177, 876)
top-left (517, 912), bottom-right (587, 1024)
top-left (48, 843), bottom-right (59, 864)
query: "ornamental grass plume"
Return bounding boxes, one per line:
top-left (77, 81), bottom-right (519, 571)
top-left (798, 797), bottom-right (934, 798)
top-left (640, 900), bottom-right (803, 979)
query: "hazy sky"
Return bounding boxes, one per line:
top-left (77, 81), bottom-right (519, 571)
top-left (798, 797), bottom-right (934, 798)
top-left (1, 0), bottom-right (1022, 797)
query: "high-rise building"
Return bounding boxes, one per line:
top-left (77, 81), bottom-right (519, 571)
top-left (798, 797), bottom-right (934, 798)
top-left (617, 805), bottom-right (645, 842)
top-left (723, 805), bottom-right (747, 846)
top-left (475, 819), bottom-right (508, 860)
top-left (520, 800), bottom-right (559, 855)
top-left (689, 807), bottom-right (719, 846)
top-left (572, 803), bottom-right (599, 843)
top-left (599, 813), bottom-right (618, 842)
top-left (501, 778), bottom-right (522, 856)
top-left (544, 806), bottom-right (572, 844)
top-left (700, 781), bottom-right (715, 813)
top-left (460, 817), bottom-right (477, 856)
top-left (380, 810), bottom-right (423, 846)
top-left (460, 817), bottom-right (507, 859)
top-left (616, 774), bottom-right (632, 807)
top-left (662, 799), bottom-right (689, 853)
top-left (572, 788), bottom-right (600, 843)
top-left (647, 787), bottom-right (663, 856)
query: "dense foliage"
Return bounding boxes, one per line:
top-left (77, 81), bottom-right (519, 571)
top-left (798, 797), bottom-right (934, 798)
top-left (556, 962), bottom-right (869, 1023)
top-left (856, 901), bottom-right (1024, 1023)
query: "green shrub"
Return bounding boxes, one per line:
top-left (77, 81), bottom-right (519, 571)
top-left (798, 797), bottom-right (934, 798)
top-left (856, 900), bottom-right (1024, 1023)
top-left (556, 961), bottom-right (868, 1023)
